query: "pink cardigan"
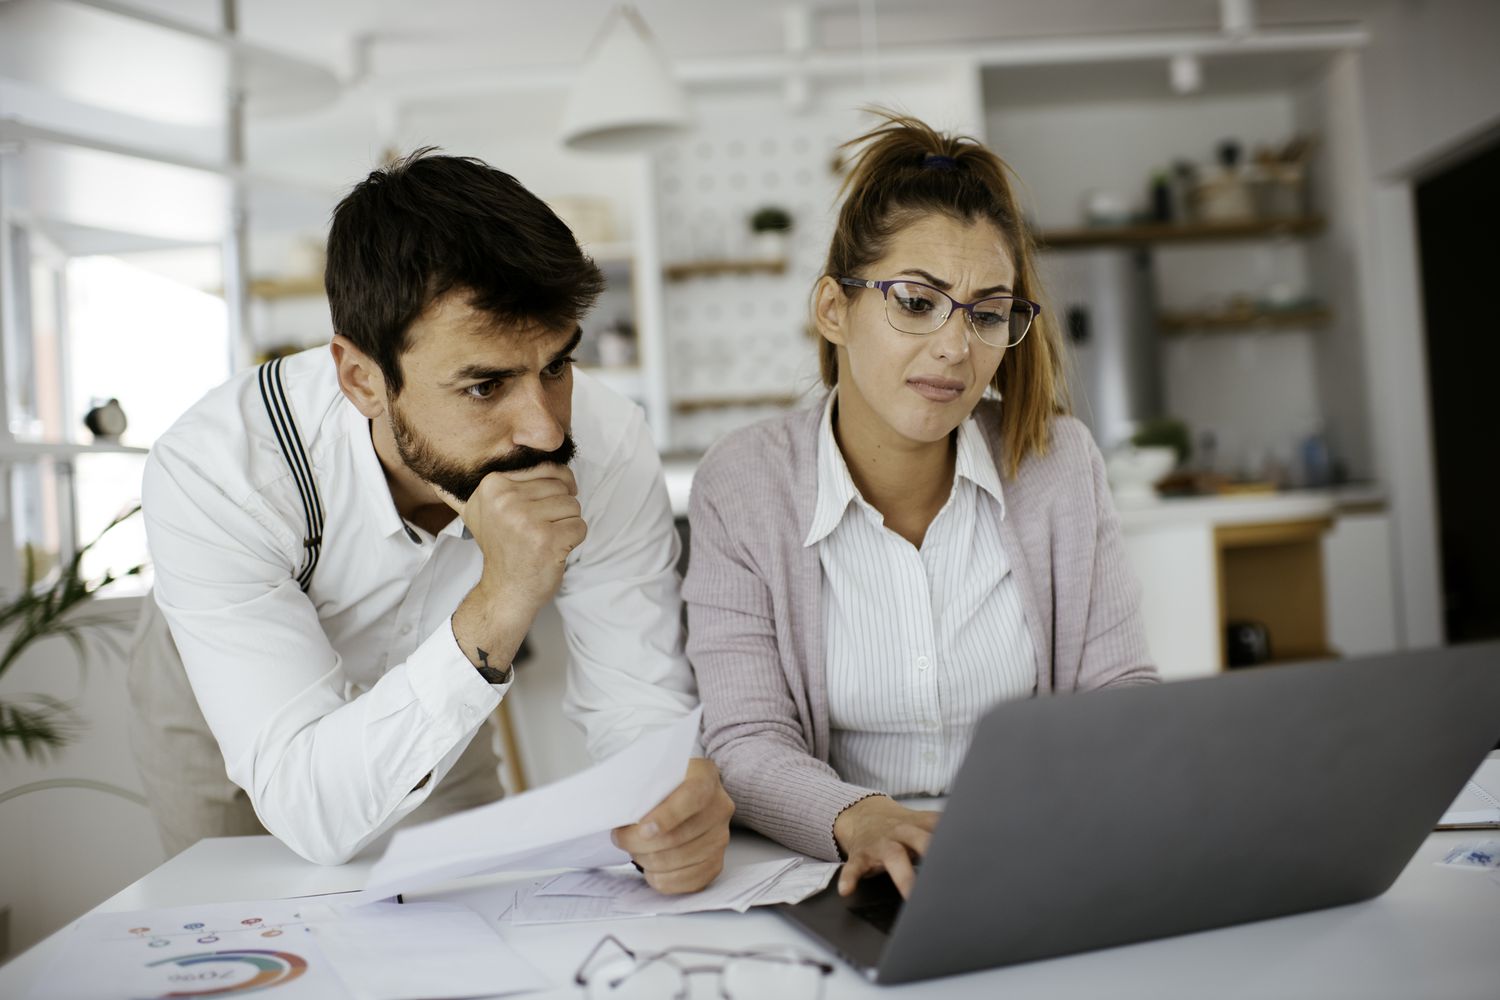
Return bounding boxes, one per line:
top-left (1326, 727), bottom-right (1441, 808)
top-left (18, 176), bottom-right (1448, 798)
top-left (683, 398), bottom-right (1158, 860)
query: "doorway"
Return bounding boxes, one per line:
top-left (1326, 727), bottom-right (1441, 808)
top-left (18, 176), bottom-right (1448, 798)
top-left (1415, 132), bottom-right (1500, 643)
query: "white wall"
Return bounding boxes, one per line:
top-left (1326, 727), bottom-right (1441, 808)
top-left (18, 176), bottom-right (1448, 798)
top-left (1359, 0), bottom-right (1500, 180)
top-left (0, 597), bottom-right (165, 959)
top-left (1292, 56), bottom-right (1377, 482)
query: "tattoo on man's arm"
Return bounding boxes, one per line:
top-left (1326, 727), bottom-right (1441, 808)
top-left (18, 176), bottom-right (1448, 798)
top-left (474, 646), bottom-right (513, 684)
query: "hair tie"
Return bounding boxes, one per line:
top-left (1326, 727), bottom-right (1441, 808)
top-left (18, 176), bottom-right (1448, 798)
top-left (922, 153), bottom-right (958, 171)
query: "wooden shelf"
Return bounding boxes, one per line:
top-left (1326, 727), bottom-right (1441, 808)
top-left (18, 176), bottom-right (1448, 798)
top-left (1161, 306), bottom-right (1331, 334)
top-left (1037, 216), bottom-right (1325, 249)
top-left (248, 275), bottom-right (325, 300)
top-left (663, 259), bottom-right (788, 282)
top-left (583, 241), bottom-right (636, 265)
top-left (0, 440), bottom-right (150, 461)
top-left (673, 393), bottom-right (801, 413)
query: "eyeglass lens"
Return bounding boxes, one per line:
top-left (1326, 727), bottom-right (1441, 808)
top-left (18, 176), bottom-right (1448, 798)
top-left (885, 280), bottom-right (1033, 347)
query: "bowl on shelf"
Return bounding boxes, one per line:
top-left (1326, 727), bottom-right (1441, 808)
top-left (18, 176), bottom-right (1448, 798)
top-left (1105, 444), bottom-right (1177, 505)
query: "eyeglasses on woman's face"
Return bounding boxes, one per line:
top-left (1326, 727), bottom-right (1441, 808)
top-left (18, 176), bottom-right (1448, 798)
top-left (835, 277), bottom-right (1039, 349)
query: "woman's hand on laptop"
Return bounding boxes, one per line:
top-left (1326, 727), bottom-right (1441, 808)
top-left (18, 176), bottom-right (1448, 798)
top-left (833, 796), bottom-right (941, 898)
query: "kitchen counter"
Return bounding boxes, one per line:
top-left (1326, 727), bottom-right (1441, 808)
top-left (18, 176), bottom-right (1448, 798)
top-left (1115, 483), bottom-right (1386, 531)
top-left (665, 457), bottom-right (1386, 529)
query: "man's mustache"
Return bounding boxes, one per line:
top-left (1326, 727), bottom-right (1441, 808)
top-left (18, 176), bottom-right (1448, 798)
top-left (440, 435), bottom-right (578, 501)
top-left (479, 435), bottom-right (576, 476)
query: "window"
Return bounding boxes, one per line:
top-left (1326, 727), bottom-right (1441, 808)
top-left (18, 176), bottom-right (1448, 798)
top-left (2, 242), bottom-right (230, 594)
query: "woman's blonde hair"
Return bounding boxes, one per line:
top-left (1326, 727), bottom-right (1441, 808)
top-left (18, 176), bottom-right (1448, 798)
top-left (819, 110), bottom-right (1067, 476)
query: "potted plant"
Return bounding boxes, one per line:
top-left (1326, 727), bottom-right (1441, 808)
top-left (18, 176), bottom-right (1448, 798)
top-left (1, 507), bottom-right (143, 762)
top-left (749, 206), bottom-right (794, 260)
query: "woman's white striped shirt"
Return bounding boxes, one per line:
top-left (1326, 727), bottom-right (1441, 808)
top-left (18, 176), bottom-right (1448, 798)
top-left (807, 393), bottom-right (1037, 796)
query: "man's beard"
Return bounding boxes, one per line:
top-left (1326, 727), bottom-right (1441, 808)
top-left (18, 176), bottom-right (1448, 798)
top-left (390, 400), bottom-right (576, 503)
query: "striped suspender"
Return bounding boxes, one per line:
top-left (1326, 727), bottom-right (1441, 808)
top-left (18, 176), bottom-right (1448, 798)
top-left (257, 358), bottom-right (324, 591)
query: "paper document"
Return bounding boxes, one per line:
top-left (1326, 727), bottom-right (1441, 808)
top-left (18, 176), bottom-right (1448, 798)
top-left (28, 897), bottom-right (548, 1000)
top-left (31, 900), bottom-right (338, 1000)
top-left (1438, 753), bottom-right (1500, 828)
top-left (360, 707), bottom-right (701, 901)
top-left (1435, 840), bottom-right (1500, 870)
top-left (306, 900), bottom-right (548, 999)
top-left (501, 857), bottom-right (839, 924)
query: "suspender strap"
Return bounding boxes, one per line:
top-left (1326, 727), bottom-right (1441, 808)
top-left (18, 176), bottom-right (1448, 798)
top-left (257, 357), bottom-right (324, 591)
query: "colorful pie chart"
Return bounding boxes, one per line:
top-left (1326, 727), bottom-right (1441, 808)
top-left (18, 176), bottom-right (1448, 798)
top-left (146, 948), bottom-right (308, 997)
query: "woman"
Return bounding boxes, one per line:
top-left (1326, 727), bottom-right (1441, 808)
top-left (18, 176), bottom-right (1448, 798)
top-left (684, 112), bottom-right (1158, 899)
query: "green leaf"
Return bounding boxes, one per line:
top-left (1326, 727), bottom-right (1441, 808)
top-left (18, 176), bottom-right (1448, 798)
top-left (0, 696), bottom-right (80, 761)
top-left (0, 507), bottom-right (144, 760)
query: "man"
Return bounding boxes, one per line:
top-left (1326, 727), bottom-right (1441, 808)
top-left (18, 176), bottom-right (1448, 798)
top-left (128, 150), bottom-right (732, 893)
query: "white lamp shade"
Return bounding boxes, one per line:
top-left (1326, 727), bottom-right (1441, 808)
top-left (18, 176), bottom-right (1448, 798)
top-left (559, 6), bottom-right (691, 153)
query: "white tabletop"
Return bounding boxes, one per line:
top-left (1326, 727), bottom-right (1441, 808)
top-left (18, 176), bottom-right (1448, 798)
top-left (4, 829), bottom-right (1498, 999)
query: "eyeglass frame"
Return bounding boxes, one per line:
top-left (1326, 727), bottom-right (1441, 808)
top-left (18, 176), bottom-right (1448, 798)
top-left (574, 933), bottom-right (835, 997)
top-left (834, 276), bottom-right (1041, 348)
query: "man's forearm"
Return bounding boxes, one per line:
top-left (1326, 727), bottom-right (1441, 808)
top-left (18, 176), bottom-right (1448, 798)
top-left (451, 579), bottom-right (536, 678)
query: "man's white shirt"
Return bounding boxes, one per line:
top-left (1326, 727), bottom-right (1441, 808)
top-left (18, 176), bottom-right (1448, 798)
top-left (143, 348), bottom-right (696, 864)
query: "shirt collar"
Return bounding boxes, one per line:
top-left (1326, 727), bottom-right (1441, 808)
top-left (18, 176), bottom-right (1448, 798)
top-left (340, 398), bottom-right (472, 542)
top-left (801, 389), bottom-right (1007, 549)
top-left (803, 391), bottom-right (863, 547)
top-left (954, 411), bottom-right (1007, 518)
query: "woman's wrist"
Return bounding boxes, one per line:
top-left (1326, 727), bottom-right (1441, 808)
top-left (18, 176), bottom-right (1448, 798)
top-left (833, 794), bottom-right (895, 855)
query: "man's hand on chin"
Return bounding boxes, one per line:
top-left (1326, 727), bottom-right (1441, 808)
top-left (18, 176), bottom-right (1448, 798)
top-left (611, 757), bottom-right (735, 894)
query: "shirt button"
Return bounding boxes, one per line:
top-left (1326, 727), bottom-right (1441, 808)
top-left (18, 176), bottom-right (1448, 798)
top-left (399, 624), bottom-right (413, 636)
top-left (915, 655), bottom-right (930, 670)
top-left (922, 751), bottom-right (937, 763)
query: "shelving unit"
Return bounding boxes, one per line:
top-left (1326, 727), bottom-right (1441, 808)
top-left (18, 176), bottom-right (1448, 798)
top-left (672, 393), bottom-right (803, 414)
top-left (1038, 216), bottom-right (1325, 249)
top-left (1160, 306), bottom-right (1332, 334)
top-left (0, 441), bottom-right (150, 460)
top-left (247, 275), bottom-right (324, 300)
top-left (663, 258), bottom-right (787, 282)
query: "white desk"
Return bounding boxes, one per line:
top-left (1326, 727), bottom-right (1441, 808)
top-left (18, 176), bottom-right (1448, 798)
top-left (4, 830), bottom-right (1498, 999)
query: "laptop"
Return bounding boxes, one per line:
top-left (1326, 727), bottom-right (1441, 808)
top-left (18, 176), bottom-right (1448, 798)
top-left (776, 642), bottom-right (1500, 984)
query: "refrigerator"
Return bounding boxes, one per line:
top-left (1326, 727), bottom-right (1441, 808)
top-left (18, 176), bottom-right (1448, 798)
top-left (1037, 247), bottom-right (1163, 450)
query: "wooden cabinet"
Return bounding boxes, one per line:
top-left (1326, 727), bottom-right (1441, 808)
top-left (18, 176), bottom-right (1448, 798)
top-left (1120, 492), bottom-right (1397, 680)
top-left (1215, 518), bottom-right (1334, 666)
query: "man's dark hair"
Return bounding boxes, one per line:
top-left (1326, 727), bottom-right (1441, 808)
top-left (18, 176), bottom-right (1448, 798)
top-left (325, 147), bottom-right (605, 395)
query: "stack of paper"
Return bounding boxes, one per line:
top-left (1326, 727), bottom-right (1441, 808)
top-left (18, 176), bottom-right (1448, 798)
top-left (499, 858), bottom-right (839, 925)
top-left (1439, 754), bottom-right (1500, 828)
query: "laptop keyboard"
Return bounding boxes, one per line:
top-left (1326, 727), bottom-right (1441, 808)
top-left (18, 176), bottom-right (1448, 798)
top-left (846, 874), bottom-right (907, 934)
top-left (850, 895), bottom-right (904, 934)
